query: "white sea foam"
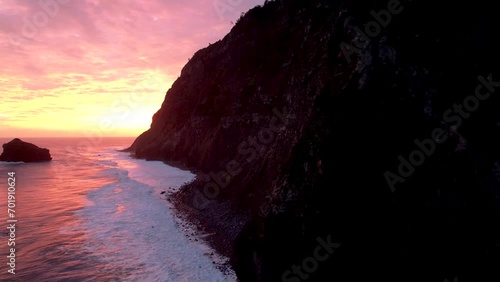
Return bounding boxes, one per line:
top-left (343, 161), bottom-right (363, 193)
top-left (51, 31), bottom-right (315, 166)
top-left (97, 159), bottom-right (118, 167)
top-left (76, 150), bottom-right (235, 282)
top-left (0, 161), bottom-right (25, 165)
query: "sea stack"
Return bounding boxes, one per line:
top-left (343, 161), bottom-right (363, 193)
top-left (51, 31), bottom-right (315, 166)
top-left (0, 138), bottom-right (52, 162)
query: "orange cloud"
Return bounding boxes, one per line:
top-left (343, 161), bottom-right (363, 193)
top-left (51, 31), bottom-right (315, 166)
top-left (0, 0), bottom-right (264, 137)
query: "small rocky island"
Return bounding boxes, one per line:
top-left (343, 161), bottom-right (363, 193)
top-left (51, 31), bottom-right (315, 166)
top-left (0, 138), bottom-right (52, 162)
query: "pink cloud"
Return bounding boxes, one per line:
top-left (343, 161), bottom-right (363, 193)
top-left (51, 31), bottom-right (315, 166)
top-left (1, 0), bottom-right (265, 75)
top-left (0, 0), bottom-right (266, 137)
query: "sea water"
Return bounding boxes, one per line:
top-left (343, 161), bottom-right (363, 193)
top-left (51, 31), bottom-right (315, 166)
top-left (0, 138), bottom-right (235, 282)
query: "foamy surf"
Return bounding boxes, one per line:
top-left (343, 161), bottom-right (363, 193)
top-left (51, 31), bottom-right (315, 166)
top-left (0, 161), bottom-right (25, 165)
top-left (74, 149), bottom-right (236, 282)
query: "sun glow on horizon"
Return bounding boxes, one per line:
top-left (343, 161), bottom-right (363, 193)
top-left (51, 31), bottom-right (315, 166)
top-left (0, 0), bottom-right (265, 138)
top-left (0, 68), bottom-right (172, 138)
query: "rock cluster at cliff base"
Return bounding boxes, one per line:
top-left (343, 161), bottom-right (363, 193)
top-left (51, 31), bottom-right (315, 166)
top-left (0, 138), bottom-right (52, 162)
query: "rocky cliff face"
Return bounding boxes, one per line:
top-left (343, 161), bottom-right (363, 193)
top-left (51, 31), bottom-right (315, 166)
top-left (130, 0), bottom-right (500, 281)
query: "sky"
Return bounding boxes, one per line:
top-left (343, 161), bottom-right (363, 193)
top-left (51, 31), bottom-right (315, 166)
top-left (0, 0), bottom-right (265, 138)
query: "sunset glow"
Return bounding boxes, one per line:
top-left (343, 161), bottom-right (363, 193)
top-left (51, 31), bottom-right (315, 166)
top-left (0, 0), bottom-right (264, 137)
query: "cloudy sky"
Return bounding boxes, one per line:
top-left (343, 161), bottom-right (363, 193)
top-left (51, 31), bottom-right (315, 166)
top-left (0, 0), bottom-right (265, 137)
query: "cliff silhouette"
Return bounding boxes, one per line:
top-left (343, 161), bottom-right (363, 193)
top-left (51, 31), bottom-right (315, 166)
top-left (129, 0), bottom-right (500, 281)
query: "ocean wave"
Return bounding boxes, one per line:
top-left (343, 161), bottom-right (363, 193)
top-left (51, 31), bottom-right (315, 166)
top-left (97, 160), bottom-right (118, 167)
top-left (98, 167), bottom-right (129, 181)
top-left (0, 161), bottom-right (25, 165)
top-left (75, 150), bottom-right (233, 281)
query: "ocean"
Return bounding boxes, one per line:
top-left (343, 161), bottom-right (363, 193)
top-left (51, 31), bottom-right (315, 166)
top-left (0, 137), bottom-right (235, 282)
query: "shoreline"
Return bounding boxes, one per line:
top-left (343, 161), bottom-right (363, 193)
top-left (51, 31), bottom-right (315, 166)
top-left (166, 186), bottom-right (237, 278)
top-left (171, 174), bottom-right (252, 279)
top-left (124, 150), bottom-right (240, 280)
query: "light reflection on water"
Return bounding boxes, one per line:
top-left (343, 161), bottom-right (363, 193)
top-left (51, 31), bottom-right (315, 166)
top-left (0, 137), bottom-right (233, 282)
top-left (0, 138), bottom-right (134, 282)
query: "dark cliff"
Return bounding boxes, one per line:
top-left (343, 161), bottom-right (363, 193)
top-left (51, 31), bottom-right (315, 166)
top-left (129, 0), bottom-right (500, 281)
top-left (0, 138), bottom-right (52, 162)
